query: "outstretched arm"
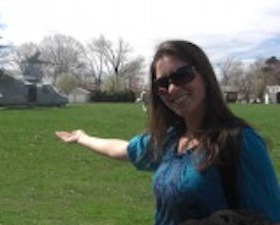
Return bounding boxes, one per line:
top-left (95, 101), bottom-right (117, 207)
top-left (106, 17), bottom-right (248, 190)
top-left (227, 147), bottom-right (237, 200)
top-left (55, 130), bottom-right (128, 160)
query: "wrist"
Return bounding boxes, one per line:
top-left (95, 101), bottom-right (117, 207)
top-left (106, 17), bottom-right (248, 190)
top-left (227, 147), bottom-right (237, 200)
top-left (76, 132), bottom-right (88, 144)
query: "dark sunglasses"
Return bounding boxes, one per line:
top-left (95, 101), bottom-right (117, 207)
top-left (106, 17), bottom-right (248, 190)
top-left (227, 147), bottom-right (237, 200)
top-left (153, 65), bottom-right (196, 92)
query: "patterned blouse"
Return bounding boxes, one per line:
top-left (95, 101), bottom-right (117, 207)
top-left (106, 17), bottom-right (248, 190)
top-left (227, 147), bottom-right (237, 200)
top-left (127, 128), bottom-right (280, 225)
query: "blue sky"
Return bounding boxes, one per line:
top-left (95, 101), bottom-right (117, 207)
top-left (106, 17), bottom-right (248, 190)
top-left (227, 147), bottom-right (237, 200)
top-left (237, 36), bottom-right (280, 60)
top-left (0, 0), bottom-right (280, 67)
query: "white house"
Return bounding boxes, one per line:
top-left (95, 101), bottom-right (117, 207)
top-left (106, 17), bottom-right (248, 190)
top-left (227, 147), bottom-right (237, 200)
top-left (264, 85), bottom-right (280, 104)
top-left (68, 87), bottom-right (91, 103)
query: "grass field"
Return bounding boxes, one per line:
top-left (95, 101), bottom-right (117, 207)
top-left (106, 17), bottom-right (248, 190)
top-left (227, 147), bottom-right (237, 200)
top-left (0, 103), bottom-right (279, 225)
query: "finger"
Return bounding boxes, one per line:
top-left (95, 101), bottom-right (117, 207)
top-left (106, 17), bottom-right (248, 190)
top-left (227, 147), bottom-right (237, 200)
top-left (55, 131), bottom-right (71, 140)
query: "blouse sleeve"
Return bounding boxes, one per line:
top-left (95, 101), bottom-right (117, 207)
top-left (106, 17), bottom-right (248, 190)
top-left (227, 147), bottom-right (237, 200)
top-left (238, 128), bottom-right (280, 223)
top-left (127, 134), bottom-right (160, 171)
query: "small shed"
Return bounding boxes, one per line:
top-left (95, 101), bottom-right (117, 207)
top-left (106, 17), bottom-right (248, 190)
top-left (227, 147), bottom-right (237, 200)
top-left (221, 85), bottom-right (239, 103)
top-left (68, 87), bottom-right (91, 103)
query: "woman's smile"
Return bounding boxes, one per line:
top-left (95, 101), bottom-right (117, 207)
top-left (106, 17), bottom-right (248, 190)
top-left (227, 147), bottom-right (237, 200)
top-left (171, 93), bottom-right (190, 104)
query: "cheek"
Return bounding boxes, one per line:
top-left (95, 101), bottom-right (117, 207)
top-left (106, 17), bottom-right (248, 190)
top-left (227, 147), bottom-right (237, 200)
top-left (192, 87), bottom-right (206, 106)
top-left (193, 76), bottom-right (206, 99)
top-left (159, 95), bottom-right (171, 106)
top-left (159, 96), bottom-right (175, 111)
top-left (198, 84), bottom-right (206, 99)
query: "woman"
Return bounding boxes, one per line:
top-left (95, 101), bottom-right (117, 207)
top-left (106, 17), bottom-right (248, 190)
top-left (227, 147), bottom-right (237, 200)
top-left (56, 40), bottom-right (280, 225)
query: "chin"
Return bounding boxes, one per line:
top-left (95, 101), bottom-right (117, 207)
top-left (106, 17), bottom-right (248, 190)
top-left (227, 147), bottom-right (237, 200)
top-left (173, 106), bottom-right (193, 116)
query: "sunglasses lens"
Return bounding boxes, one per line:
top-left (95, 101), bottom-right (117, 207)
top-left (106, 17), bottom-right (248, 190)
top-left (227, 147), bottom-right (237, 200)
top-left (172, 66), bottom-right (195, 85)
top-left (153, 78), bottom-right (168, 91)
top-left (153, 66), bottom-right (196, 93)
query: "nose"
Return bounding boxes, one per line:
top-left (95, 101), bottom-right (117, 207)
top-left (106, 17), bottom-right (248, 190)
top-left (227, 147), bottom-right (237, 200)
top-left (167, 83), bottom-right (180, 95)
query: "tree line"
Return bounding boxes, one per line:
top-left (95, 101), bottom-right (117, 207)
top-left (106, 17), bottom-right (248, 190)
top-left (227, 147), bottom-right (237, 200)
top-left (0, 34), bottom-right (146, 95)
top-left (218, 56), bottom-right (280, 102)
top-left (1, 34), bottom-right (280, 102)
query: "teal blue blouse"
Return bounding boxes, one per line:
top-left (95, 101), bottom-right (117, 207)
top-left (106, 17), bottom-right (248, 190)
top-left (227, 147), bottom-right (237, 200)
top-left (127, 128), bottom-right (280, 225)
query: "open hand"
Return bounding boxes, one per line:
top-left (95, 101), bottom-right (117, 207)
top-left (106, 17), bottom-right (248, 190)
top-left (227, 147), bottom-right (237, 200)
top-left (55, 130), bottom-right (86, 143)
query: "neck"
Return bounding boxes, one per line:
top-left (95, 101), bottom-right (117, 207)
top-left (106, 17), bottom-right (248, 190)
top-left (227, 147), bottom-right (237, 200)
top-left (183, 109), bottom-right (204, 135)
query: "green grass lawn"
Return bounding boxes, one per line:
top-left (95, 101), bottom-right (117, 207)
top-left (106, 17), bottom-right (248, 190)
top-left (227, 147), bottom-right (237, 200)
top-left (0, 103), bottom-right (279, 225)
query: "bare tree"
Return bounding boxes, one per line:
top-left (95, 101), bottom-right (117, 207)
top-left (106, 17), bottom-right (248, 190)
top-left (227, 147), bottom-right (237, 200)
top-left (218, 57), bottom-right (244, 87)
top-left (263, 56), bottom-right (280, 84)
top-left (218, 56), bottom-right (280, 103)
top-left (119, 56), bottom-right (145, 90)
top-left (84, 36), bottom-right (108, 90)
top-left (239, 70), bottom-right (256, 102)
top-left (85, 35), bottom-right (145, 92)
top-left (244, 59), bottom-right (267, 100)
top-left (100, 37), bottom-right (130, 79)
top-left (217, 57), bottom-right (234, 86)
top-left (97, 37), bottom-right (133, 91)
top-left (9, 42), bottom-right (39, 73)
top-left (40, 34), bottom-right (84, 83)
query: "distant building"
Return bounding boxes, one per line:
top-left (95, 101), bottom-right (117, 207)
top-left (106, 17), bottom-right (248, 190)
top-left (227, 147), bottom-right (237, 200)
top-left (221, 85), bottom-right (239, 103)
top-left (68, 87), bottom-right (91, 103)
top-left (0, 72), bottom-right (68, 107)
top-left (264, 85), bottom-right (280, 104)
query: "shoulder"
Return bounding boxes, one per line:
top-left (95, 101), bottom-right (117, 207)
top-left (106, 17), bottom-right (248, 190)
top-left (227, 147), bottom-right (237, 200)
top-left (127, 128), bottom-right (178, 171)
top-left (239, 127), bottom-right (271, 169)
top-left (238, 128), bottom-right (280, 222)
top-left (241, 127), bottom-right (265, 144)
top-left (240, 127), bottom-right (268, 160)
top-left (127, 127), bottom-right (177, 157)
top-left (127, 133), bottom-right (158, 171)
top-left (127, 134), bottom-right (150, 162)
top-left (238, 127), bottom-right (275, 188)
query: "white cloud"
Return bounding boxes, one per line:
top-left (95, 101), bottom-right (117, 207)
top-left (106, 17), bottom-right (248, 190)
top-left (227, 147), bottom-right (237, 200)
top-left (1, 0), bottom-right (280, 64)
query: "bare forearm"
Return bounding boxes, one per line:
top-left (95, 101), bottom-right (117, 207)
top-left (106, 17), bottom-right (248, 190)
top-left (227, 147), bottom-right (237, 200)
top-left (77, 134), bottom-right (128, 160)
top-left (55, 130), bottom-right (128, 160)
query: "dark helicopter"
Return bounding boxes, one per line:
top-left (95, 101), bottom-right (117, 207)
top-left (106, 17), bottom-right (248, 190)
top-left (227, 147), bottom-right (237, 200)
top-left (0, 52), bottom-right (68, 107)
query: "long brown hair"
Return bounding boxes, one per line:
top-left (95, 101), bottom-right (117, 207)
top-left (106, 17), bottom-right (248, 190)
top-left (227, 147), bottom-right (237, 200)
top-left (147, 40), bottom-right (249, 169)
